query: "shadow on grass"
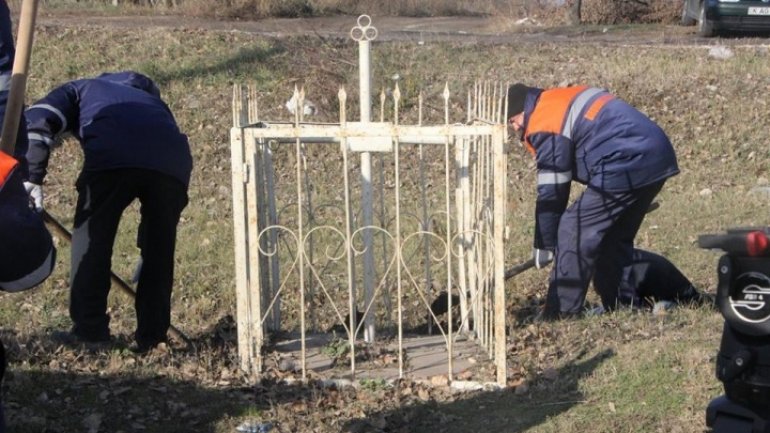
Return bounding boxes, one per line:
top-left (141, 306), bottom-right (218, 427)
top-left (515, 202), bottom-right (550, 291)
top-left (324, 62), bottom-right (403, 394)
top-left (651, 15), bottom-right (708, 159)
top-left (3, 365), bottom-right (317, 433)
top-left (5, 370), bottom-right (238, 432)
top-left (147, 43), bottom-right (287, 87)
top-left (343, 349), bottom-right (615, 433)
top-left (0, 323), bottom-right (269, 433)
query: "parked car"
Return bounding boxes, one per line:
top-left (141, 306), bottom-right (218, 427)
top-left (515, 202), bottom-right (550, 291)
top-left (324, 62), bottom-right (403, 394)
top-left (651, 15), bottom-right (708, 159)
top-left (682, 0), bottom-right (770, 37)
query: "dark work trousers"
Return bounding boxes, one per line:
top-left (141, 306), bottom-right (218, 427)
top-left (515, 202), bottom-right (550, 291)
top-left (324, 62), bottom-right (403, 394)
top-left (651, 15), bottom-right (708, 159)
top-left (70, 168), bottom-right (188, 346)
top-left (544, 180), bottom-right (665, 315)
top-left (628, 248), bottom-right (697, 303)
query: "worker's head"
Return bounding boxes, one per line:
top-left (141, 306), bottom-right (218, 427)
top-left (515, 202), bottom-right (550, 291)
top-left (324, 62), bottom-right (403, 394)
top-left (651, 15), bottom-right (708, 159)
top-left (506, 83), bottom-right (533, 141)
top-left (506, 83), bottom-right (532, 122)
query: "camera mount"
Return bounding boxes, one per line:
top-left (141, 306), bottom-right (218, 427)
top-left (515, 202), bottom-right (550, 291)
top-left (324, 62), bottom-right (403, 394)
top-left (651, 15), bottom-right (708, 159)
top-left (699, 228), bottom-right (770, 433)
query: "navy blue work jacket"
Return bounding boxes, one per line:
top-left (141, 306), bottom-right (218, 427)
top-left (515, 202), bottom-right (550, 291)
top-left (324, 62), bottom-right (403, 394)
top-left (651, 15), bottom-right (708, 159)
top-left (25, 71), bottom-right (192, 187)
top-left (521, 86), bottom-right (679, 250)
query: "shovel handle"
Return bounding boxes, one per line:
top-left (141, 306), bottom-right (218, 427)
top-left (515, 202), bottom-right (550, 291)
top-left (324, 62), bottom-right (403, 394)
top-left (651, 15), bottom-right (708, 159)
top-left (504, 258), bottom-right (535, 281)
top-left (0, 0), bottom-right (40, 155)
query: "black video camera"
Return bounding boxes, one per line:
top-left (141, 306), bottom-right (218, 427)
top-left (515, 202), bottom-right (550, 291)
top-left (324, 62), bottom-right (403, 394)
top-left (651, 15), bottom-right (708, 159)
top-left (698, 228), bottom-right (770, 433)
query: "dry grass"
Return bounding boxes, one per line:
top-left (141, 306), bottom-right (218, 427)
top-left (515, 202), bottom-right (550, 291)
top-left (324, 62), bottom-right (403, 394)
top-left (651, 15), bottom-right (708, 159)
top-left (0, 9), bottom-right (766, 433)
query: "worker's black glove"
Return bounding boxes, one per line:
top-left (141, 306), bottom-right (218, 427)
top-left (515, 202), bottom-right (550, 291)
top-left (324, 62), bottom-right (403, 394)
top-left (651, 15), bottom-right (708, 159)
top-left (533, 248), bottom-right (554, 269)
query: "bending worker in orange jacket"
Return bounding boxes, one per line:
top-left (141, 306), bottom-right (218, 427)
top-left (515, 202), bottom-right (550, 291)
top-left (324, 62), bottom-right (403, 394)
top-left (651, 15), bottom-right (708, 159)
top-left (506, 83), bottom-right (680, 319)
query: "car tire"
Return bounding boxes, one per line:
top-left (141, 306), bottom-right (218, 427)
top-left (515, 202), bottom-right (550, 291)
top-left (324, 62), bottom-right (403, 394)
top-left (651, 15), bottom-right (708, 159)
top-left (681, 1), bottom-right (696, 26)
top-left (697, 1), bottom-right (716, 37)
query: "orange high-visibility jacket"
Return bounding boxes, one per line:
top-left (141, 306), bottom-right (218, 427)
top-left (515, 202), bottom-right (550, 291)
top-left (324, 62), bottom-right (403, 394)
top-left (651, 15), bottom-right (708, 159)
top-left (521, 86), bottom-right (679, 249)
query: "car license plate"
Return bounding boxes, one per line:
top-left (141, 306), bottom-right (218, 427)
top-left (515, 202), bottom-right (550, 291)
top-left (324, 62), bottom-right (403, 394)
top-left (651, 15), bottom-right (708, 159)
top-left (748, 7), bottom-right (770, 16)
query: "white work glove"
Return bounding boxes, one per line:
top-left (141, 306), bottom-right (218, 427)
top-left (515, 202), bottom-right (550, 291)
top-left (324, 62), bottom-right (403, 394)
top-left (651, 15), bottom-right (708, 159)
top-left (533, 248), bottom-right (554, 269)
top-left (23, 181), bottom-right (44, 213)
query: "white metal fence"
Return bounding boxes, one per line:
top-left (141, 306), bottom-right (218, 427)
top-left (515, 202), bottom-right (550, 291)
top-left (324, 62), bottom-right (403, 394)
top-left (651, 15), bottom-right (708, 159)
top-left (230, 82), bottom-right (510, 385)
top-left (230, 15), bottom-right (510, 386)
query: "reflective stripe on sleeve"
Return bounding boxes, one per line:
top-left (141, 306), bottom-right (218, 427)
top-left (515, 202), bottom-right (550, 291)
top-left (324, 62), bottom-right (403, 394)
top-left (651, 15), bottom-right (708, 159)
top-left (561, 87), bottom-right (604, 139)
top-left (584, 94), bottom-right (615, 121)
top-left (537, 170), bottom-right (572, 185)
top-left (28, 103), bottom-right (68, 132)
top-left (0, 247), bottom-right (55, 292)
top-left (28, 132), bottom-right (57, 147)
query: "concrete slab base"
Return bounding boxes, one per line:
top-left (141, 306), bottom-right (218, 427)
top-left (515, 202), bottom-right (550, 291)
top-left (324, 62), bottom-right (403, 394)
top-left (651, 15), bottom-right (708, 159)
top-left (270, 332), bottom-right (494, 382)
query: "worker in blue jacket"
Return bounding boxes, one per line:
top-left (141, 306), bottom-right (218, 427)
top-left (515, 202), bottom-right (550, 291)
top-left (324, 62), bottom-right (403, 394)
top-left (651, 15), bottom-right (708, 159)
top-left (506, 83), bottom-right (680, 319)
top-left (1, 1), bottom-right (56, 430)
top-left (24, 71), bottom-right (192, 352)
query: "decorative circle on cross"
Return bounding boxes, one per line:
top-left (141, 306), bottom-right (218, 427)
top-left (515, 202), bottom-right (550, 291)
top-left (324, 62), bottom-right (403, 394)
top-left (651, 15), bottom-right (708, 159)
top-left (350, 14), bottom-right (378, 42)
